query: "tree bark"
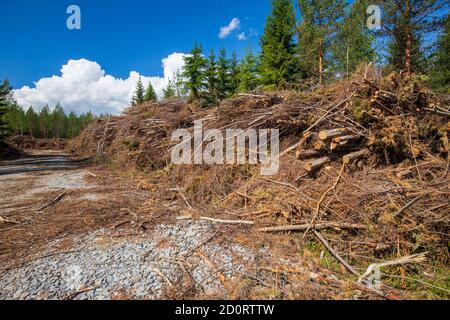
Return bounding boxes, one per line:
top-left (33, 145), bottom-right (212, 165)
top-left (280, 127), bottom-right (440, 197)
top-left (319, 41), bottom-right (324, 84)
top-left (304, 157), bottom-right (330, 172)
top-left (342, 149), bottom-right (370, 165)
top-left (404, 0), bottom-right (412, 76)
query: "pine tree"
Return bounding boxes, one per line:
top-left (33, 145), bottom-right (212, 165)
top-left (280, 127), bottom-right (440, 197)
top-left (163, 80), bottom-right (176, 100)
top-left (217, 48), bottom-right (230, 100)
top-left (333, 0), bottom-right (375, 78)
top-left (5, 103), bottom-right (25, 136)
top-left (205, 49), bottom-right (219, 103)
top-left (68, 111), bottom-right (77, 138)
top-left (144, 81), bottom-right (157, 102)
top-left (238, 48), bottom-right (261, 92)
top-left (297, 0), bottom-right (346, 84)
top-left (381, 0), bottom-right (447, 76)
top-left (183, 43), bottom-right (207, 101)
top-left (430, 14), bottom-right (450, 92)
top-left (172, 70), bottom-right (186, 97)
top-left (260, 0), bottom-right (297, 86)
top-left (132, 77), bottom-right (145, 106)
top-left (25, 106), bottom-right (39, 137)
top-left (229, 52), bottom-right (240, 95)
top-left (39, 106), bottom-right (50, 138)
top-left (51, 103), bottom-right (66, 138)
top-left (0, 80), bottom-right (13, 139)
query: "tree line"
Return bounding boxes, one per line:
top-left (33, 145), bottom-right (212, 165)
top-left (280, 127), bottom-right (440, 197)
top-left (0, 80), bottom-right (94, 140)
top-left (132, 0), bottom-right (449, 105)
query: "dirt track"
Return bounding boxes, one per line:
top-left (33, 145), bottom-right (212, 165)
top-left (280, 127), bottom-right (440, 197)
top-left (0, 151), bottom-right (276, 299)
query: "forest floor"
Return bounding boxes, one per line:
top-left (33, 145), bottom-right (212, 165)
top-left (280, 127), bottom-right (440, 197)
top-left (0, 149), bottom-right (382, 300)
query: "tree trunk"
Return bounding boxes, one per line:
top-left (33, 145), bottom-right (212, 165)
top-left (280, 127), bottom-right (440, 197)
top-left (404, 0), bottom-right (412, 76)
top-left (319, 41), bottom-right (324, 85)
top-left (346, 37), bottom-right (350, 79)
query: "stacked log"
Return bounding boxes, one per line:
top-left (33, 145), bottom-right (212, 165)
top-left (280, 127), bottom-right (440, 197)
top-left (297, 127), bottom-right (369, 173)
top-left (342, 149), bottom-right (370, 165)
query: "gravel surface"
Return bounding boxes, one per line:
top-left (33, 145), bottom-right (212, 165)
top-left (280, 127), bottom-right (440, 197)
top-left (0, 220), bottom-right (259, 300)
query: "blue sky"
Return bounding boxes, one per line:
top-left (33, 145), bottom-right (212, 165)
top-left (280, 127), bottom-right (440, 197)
top-left (1, 1), bottom-right (447, 115)
top-left (0, 0), bottom-right (270, 89)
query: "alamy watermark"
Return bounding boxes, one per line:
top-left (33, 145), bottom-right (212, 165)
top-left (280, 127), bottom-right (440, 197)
top-left (66, 5), bottom-right (81, 30)
top-left (367, 5), bottom-right (381, 30)
top-left (171, 121), bottom-right (280, 176)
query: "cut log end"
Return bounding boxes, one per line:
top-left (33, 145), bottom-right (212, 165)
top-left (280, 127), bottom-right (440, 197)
top-left (318, 128), bottom-right (350, 141)
top-left (296, 149), bottom-right (319, 160)
top-left (304, 157), bottom-right (331, 172)
top-left (342, 149), bottom-right (370, 165)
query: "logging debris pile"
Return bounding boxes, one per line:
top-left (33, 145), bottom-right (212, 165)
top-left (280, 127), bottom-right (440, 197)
top-left (6, 136), bottom-right (68, 150)
top-left (70, 69), bottom-right (449, 298)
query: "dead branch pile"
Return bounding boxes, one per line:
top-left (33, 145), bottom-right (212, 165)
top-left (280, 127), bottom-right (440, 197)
top-left (6, 135), bottom-right (67, 150)
top-left (69, 67), bottom-right (449, 297)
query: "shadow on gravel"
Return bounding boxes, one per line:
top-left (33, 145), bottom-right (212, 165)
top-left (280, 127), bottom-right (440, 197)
top-left (0, 154), bottom-right (93, 176)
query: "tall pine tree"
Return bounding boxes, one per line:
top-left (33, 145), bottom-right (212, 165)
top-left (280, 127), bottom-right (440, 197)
top-left (333, 0), bottom-right (375, 78)
top-left (229, 52), bottom-right (240, 95)
top-left (381, 0), bottom-right (446, 75)
top-left (297, 0), bottom-right (346, 84)
top-left (260, 0), bottom-right (297, 86)
top-left (0, 80), bottom-right (13, 139)
top-left (183, 43), bottom-right (207, 101)
top-left (205, 49), bottom-right (219, 103)
top-left (217, 48), bottom-right (230, 100)
top-left (238, 48), bottom-right (261, 92)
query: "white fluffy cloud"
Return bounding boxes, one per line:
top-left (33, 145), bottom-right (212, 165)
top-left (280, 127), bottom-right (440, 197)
top-left (13, 53), bottom-right (187, 115)
top-left (219, 18), bottom-right (241, 39)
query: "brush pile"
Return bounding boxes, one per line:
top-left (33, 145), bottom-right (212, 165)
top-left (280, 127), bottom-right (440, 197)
top-left (6, 135), bottom-right (67, 150)
top-left (70, 67), bottom-right (449, 298)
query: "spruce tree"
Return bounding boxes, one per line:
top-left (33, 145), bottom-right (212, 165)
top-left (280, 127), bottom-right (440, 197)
top-left (51, 103), bottom-right (66, 138)
top-left (183, 43), bottom-right (207, 101)
top-left (0, 80), bottom-right (13, 139)
top-left (229, 52), bottom-right (240, 95)
top-left (163, 80), bottom-right (176, 100)
top-left (39, 106), bottom-right (50, 138)
top-left (205, 49), bottom-right (219, 103)
top-left (430, 14), bottom-right (450, 92)
top-left (217, 48), bottom-right (230, 100)
top-left (144, 81), bottom-right (157, 102)
top-left (25, 107), bottom-right (40, 137)
top-left (172, 70), bottom-right (186, 97)
top-left (297, 0), bottom-right (346, 84)
top-left (381, 0), bottom-right (447, 75)
top-left (333, 0), bottom-right (375, 78)
top-left (68, 111), bottom-right (77, 138)
top-left (132, 77), bottom-right (145, 106)
top-left (238, 48), bottom-right (261, 92)
top-left (260, 0), bottom-right (297, 86)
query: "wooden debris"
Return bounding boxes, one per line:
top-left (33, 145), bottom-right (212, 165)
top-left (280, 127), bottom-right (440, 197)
top-left (396, 169), bottom-right (413, 179)
top-left (304, 157), bottom-right (331, 172)
top-left (332, 134), bottom-right (360, 143)
top-left (358, 252), bottom-right (428, 285)
top-left (313, 140), bottom-right (327, 151)
top-left (37, 191), bottom-right (66, 211)
top-left (313, 230), bottom-right (359, 276)
top-left (342, 149), bottom-right (370, 165)
top-left (177, 215), bottom-right (254, 226)
top-left (257, 222), bottom-right (366, 232)
top-left (296, 149), bottom-right (319, 160)
top-left (319, 128), bottom-right (350, 141)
